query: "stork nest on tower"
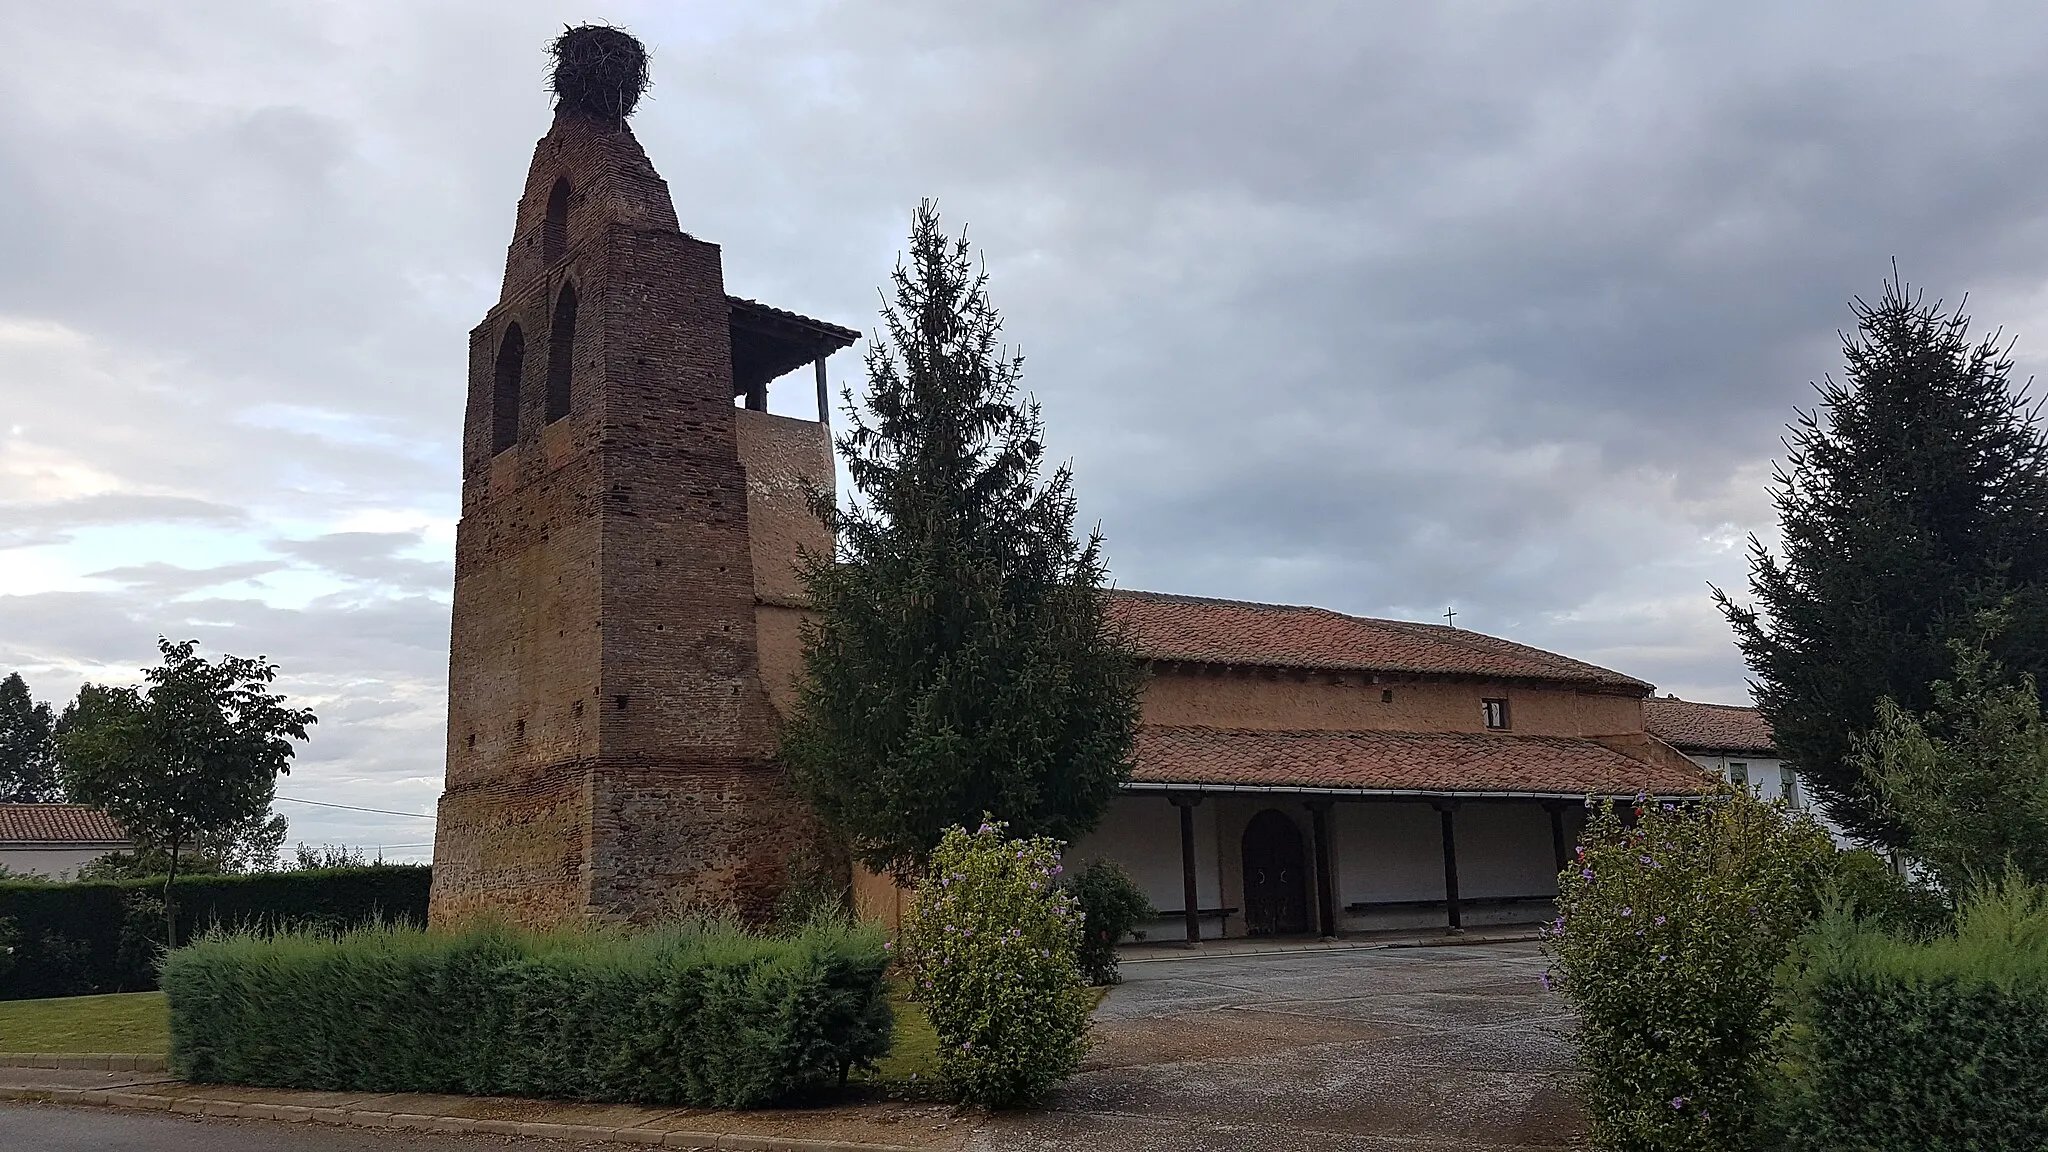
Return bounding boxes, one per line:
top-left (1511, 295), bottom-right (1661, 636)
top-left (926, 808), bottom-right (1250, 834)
top-left (549, 24), bottom-right (649, 122)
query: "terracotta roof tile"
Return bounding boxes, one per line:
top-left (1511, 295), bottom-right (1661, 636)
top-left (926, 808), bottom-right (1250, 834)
top-left (0, 804), bottom-right (128, 845)
top-left (1110, 590), bottom-right (1650, 691)
top-left (1643, 697), bottom-right (1776, 755)
top-left (1130, 725), bottom-right (1713, 796)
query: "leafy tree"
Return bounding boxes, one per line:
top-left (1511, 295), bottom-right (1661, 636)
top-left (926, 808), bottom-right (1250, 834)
top-left (56, 639), bottom-right (315, 945)
top-left (1851, 623), bottom-right (2048, 896)
top-left (0, 673), bottom-right (61, 803)
top-left (1716, 277), bottom-right (2048, 845)
top-left (784, 201), bottom-right (1142, 879)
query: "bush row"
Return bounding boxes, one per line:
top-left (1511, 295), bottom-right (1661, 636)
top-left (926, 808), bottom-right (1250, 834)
top-left (1549, 794), bottom-right (2048, 1151)
top-left (161, 919), bottom-right (892, 1109)
top-left (1786, 882), bottom-right (2048, 1151)
top-left (0, 865), bottom-right (431, 1000)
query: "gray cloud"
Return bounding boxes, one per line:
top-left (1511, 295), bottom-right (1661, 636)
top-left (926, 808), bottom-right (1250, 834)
top-left (0, 494), bottom-right (245, 549)
top-left (87, 559), bottom-right (285, 597)
top-left (268, 531), bottom-right (450, 592)
top-left (4, 1), bottom-right (2048, 842)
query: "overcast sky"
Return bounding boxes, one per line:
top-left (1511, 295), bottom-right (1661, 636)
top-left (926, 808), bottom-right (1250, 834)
top-left (5, 2), bottom-right (2048, 856)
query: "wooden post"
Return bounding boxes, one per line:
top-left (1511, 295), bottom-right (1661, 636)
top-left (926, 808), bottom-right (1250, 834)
top-left (1435, 801), bottom-right (1463, 935)
top-left (1308, 801), bottom-right (1337, 940)
top-left (1547, 802), bottom-right (1570, 874)
top-left (814, 357), bottom-right (830, 426)
top-left (1172, 794), bottom-right (1202, 944)
top-left (745, 379), bottom-right (767, 411)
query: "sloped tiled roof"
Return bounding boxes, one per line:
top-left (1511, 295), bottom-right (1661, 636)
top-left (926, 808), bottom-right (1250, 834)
top-left (1131, 725), bottom-right (1712, 796)
top-left (0, 804), bottom-right (129, 845)
top-left (1643, 697), bottom-right (1777, 755)
top-left (1109, 590), bottom-right (1651, 691)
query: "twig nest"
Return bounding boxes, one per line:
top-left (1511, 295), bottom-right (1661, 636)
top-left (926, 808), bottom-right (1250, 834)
top-left (549, 25), bottom-right (649, 121)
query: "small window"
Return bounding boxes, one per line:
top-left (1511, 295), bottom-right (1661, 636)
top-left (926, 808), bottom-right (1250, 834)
top-left (546, 282), bottom-right (577, 424)
top-left (1780, 768), bottom-right (1797, 804)
top-left (1729, 761), bottom-right (1749, 787)
top-left (491, 323), bottom-right (524, 454)
top-left (543, 176), bottom-right (570, 263)
top-left (1482, 698), bottom-right (1509, 730)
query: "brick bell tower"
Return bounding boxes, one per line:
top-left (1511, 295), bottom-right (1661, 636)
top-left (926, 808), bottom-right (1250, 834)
top-left (429, 28), bottom-right (858, 928)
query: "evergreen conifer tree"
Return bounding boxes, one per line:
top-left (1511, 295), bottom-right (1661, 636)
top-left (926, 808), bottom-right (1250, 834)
top-left (0, 672), bottom-right (61, 803)
top-left (784, 201), bottom-right (1142, 879)
top-left (1716, 276), bottom-right (2048, 844)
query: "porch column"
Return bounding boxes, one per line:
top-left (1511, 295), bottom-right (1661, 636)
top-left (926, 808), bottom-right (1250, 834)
top-left (1170, 794), bottom-right (1202, 944)
top-left (1308, 800), bottom-right (1337, 940)
top-left (1546, 801), bottom-right (1570, 874)
top-left (1434, 800), bottom-right (1463, 934)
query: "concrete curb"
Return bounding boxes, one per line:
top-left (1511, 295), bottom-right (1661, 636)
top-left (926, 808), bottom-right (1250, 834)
top-left (0, 1053), bottom-right (169, 1072)
top-left (1385, 932), bottom-right (1545, 949)
top-left (0, 1084), bottom-right (927, 1151)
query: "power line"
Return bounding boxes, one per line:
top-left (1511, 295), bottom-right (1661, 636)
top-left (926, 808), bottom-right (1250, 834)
top-left (276, 795), bottom-right (436, 820)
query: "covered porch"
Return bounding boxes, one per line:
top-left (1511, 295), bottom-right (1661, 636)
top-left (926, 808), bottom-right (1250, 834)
top-left (1063, 725), bottom-right (1709, 941)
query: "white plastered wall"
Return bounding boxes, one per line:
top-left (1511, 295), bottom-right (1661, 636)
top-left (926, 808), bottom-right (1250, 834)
top-left (0, 846), bottom-right (118, 880)
top-left (1065, 794), bottom-right (1226, 941)
top-left (1071, 793), bottom-right (1570, 939)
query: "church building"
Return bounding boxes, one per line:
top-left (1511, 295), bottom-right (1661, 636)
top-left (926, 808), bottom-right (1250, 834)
top-left (429, 30), bottom-right (1714, 936)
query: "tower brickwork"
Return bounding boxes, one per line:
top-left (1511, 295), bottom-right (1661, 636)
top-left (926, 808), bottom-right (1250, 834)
top-left (429, 99), bottom-right (852, 928)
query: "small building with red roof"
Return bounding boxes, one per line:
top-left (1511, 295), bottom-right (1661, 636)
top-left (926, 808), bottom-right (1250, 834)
top-left (1057, 591), bottom-right (1713, 942)
top-left (0, 804), bottom-right (130, 881)
top-left (1641, 694), bottom-right (1824, 816)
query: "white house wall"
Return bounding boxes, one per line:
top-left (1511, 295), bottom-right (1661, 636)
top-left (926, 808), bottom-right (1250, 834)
top-left (0, 846), bottom-right (117, 880)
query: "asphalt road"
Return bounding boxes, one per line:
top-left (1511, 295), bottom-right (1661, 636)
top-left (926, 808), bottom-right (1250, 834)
top-left (0, 1104), bottom-right (627, 1151)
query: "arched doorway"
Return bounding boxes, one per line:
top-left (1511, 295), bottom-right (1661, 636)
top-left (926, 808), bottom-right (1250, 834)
top-left (1242, 809), bottom-right (1309, 936)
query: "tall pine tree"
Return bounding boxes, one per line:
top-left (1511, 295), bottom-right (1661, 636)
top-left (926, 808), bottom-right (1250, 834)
top-left (0, 672), bottom-right (61, 802)
top-left (1716, 276), bottom-right (2048, 845)
top-left (784, 201), bottom-right (1142, 879)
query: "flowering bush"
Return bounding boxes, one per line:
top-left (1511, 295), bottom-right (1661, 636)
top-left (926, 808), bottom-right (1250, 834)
top-left (898, 819), bottom-right (1092, 1105)
top-left (1545, 789), bottom-right (1834, 1152)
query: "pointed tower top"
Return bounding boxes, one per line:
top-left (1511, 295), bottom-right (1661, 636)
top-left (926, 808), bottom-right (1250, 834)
top-left (549, 25), bottom-right (650, 123)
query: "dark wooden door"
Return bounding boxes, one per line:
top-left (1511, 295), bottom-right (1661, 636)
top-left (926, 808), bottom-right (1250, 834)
top-left (1242, 809), bottom-right (1309, 936)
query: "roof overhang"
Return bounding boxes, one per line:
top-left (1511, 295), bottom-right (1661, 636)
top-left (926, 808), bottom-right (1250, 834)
top-left (728, 296), bottom-right (860, 397)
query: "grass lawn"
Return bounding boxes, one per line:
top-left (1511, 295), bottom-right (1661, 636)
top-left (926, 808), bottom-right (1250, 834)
top-left (0, 991), bottom-right (168, 1054)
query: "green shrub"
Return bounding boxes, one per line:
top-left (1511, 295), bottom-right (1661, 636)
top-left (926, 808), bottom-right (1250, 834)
top-left (899, 820), bottom-right (1092, 1106)
top-left (1784, 878), bottom-right (2048, 1151)
top-left (1827, 848), bottom-right (1951, 937)
top-left (1545, 791), bottom-right (1835, 1152)
top-left (1066, 859), bottom-right (1151, 985)
top-left (0, 865), bottom-right (430, 999)
top-left (162, 917), bottom-right (892, 1108)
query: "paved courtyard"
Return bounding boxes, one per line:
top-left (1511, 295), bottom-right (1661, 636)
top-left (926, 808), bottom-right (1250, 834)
top-left (972, 940), bottom-right (1584, 1152)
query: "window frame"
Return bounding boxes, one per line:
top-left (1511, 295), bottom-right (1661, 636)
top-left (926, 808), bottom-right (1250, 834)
top-left (1481, 697), bottom-right (1510, 730)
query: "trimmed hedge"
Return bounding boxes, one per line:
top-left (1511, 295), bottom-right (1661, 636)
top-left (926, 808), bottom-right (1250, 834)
top-left (1788, 882), bottom-right (2048, 1150)
top-left (0, 866), bottom-right (430, 1000)
top-left (161, 920), bottom-right (893, 1109)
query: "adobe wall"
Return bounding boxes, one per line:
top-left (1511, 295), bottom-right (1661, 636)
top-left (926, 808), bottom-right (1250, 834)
top-left (1139, 665), bottom-right (1645, 737)
top-left (736, 408), bottom-right (834, 720)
